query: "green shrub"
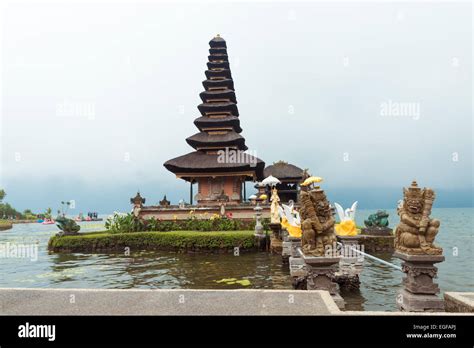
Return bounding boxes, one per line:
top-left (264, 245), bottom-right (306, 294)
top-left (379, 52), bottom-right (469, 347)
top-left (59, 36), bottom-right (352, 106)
top-left (105, 213), bottom-right (255, 233)
top-left (48, 230), bottom-right (257, 253)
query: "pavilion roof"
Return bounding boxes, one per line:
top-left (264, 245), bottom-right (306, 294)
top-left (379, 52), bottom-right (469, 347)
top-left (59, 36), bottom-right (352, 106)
top-left (263, 161), bottom-right (304, 181)
top-left (164, 151), bottom-right (265, 181)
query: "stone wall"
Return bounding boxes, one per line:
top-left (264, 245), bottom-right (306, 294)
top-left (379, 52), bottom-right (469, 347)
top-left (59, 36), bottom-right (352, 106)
top-left (357, 235), bottom-right (394, 253)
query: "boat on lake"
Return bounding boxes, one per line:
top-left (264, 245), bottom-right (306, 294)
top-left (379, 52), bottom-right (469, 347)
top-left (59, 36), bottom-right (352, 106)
top-left (74, 212), bottom-right (103, 222)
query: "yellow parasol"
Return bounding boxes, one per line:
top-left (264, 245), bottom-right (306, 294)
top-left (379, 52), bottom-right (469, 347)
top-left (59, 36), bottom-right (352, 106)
top-left (301, 176), bottom-right (323, 187)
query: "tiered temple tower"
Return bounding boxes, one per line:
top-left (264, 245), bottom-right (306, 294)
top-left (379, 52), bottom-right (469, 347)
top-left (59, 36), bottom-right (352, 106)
top-left (164, 35), bottom-right (264, 206)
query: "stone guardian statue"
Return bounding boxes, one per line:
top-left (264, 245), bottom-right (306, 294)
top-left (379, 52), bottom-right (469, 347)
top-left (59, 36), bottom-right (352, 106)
top-left (394, 181), bottom-right (442, 255)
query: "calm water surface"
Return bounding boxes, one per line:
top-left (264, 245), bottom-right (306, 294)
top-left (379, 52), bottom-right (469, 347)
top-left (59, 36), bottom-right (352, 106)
top-left (0, 208), bottom-right (472, 311)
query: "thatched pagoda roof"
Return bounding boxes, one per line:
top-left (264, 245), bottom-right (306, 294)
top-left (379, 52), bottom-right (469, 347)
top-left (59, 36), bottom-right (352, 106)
top-left (194, 115), bottom-right (242, 133)
top-left (197, 102), bottom-right (239, 117)
top-left (163, 35), bottom-right (264, 180)
top-left (209, 35), bottom-right (227, 48)
top-left (164, 151), bottom-right (265, 181)
top-left (186, 131), bottom-right (247, 150)
top-left (199, 89), bottom-right (237, 103)
top-left (264, 161), bottom-right (304, 181)
top-left (202, 78), bottom-right (234, 90)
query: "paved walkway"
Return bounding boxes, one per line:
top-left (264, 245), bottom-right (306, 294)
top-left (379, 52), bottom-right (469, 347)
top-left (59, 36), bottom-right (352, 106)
top-left (1, 288), bottom-right (469, 315)
top-left (0, 288), bottom-right (341, 315)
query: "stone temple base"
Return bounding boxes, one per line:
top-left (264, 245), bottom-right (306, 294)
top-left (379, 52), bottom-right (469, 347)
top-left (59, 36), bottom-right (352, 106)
top-left (394, 251), bottom-right (445, 312)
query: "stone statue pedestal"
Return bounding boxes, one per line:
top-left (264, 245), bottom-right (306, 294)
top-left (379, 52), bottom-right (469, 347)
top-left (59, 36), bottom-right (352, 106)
top-left (269, 223), bottom-right (282, 254)
top-left (302, 254), bottom-right (345, 309)
top-left (394, 252), bottom-right (445, 312)
top-left (361, 226), bottom-right (393, 236)
top-left (335, 235), bottom-right (363, 291)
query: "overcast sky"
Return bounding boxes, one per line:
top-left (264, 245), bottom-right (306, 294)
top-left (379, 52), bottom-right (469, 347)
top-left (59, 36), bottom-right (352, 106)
top-left (1, 1), bottom-right (472, 213)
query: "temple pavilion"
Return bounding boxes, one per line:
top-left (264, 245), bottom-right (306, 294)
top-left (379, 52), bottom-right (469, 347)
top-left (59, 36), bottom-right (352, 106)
top-left (263, 161), bottom-right (305, 203)
top-left (164, 35), bottom-right (265, 206)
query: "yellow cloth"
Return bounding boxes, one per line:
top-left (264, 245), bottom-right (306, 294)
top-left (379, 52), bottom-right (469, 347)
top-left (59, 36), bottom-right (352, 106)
top-left (281, 217), bottom-right (302, 238)
top-left (335, 220), bottom-right (358, 236)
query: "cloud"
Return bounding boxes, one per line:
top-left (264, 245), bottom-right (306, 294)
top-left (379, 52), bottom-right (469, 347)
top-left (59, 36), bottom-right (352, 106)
top-left (1, 2), bottom-right (472, 211)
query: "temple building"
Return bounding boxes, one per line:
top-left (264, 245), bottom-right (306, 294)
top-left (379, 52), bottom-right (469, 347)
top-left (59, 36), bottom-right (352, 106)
top-left (263, 161), bottom-right (305, 203)
top-left (132, 36), bottom-right (307, 221)
top-left (164, 35), bottom-right (264, 206)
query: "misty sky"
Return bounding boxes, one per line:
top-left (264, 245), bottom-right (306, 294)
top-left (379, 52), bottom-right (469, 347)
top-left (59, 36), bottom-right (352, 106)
top-left (1, 1), bottom-right (472, 213)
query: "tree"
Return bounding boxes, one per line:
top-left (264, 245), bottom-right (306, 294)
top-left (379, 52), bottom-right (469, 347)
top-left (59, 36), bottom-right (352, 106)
top-left (0, 203), bottom-right (17, 218)
top-left (0, 189), bottom-right (5, 203)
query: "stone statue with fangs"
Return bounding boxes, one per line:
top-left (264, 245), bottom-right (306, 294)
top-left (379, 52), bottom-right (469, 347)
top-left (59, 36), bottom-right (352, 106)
top-left (394, 181), bottom-right (442, 255)
top-left (299, 187), bottom-right (337, 257)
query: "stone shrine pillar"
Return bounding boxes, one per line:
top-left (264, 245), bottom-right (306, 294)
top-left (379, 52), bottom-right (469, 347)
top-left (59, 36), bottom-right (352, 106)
top-left (268, 187), bottom-right (282, 253)
top-left (303, 254), bottom-right (345, 309)
top-left (285, 228), bottom-right (306, 288)
top-left (282, 232), bottom-right (302, 264)
top-left (253, 204), bottom-right (267, 250)
top-left (335, 235), bottom-right (364, 291)
top-left (296, 184), bottom-right (345, 309)
top-left (269, 223), bottom-right (283, 254)
top-left (395, 252), bottom-right (445, 312)
top-left (393, 181), bottom-right (444, 312)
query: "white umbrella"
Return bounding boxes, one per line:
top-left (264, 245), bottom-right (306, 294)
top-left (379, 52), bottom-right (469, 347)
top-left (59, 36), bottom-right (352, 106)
top-left (262, 175), bottom-right (281, 187)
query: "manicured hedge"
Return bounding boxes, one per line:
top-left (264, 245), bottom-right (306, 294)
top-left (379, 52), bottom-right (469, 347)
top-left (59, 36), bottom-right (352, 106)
top-left (48, 230), bottom-right (258, 253)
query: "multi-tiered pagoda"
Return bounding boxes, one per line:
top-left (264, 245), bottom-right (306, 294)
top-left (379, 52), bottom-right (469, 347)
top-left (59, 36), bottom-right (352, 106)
top-left (164, 35), bottom-right (264, 206)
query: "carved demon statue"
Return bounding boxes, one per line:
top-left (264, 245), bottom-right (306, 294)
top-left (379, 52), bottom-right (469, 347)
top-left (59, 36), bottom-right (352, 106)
top-left (394, 181), bottom-right (442, 255)
top-left (299, 188), bottom-right (337, 256)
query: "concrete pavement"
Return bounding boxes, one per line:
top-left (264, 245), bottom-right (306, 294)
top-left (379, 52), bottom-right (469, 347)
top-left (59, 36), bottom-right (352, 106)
top-left (0, 288), bottom-right (341, 315)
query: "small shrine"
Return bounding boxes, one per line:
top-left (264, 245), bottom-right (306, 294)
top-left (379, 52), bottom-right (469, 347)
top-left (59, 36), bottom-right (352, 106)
top-left (263, 161), bottom-right (305, 203)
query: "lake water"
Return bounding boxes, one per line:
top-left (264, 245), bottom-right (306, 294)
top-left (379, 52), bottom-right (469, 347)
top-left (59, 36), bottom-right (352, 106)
top-left (0, 208), bottom-right (472, 311)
